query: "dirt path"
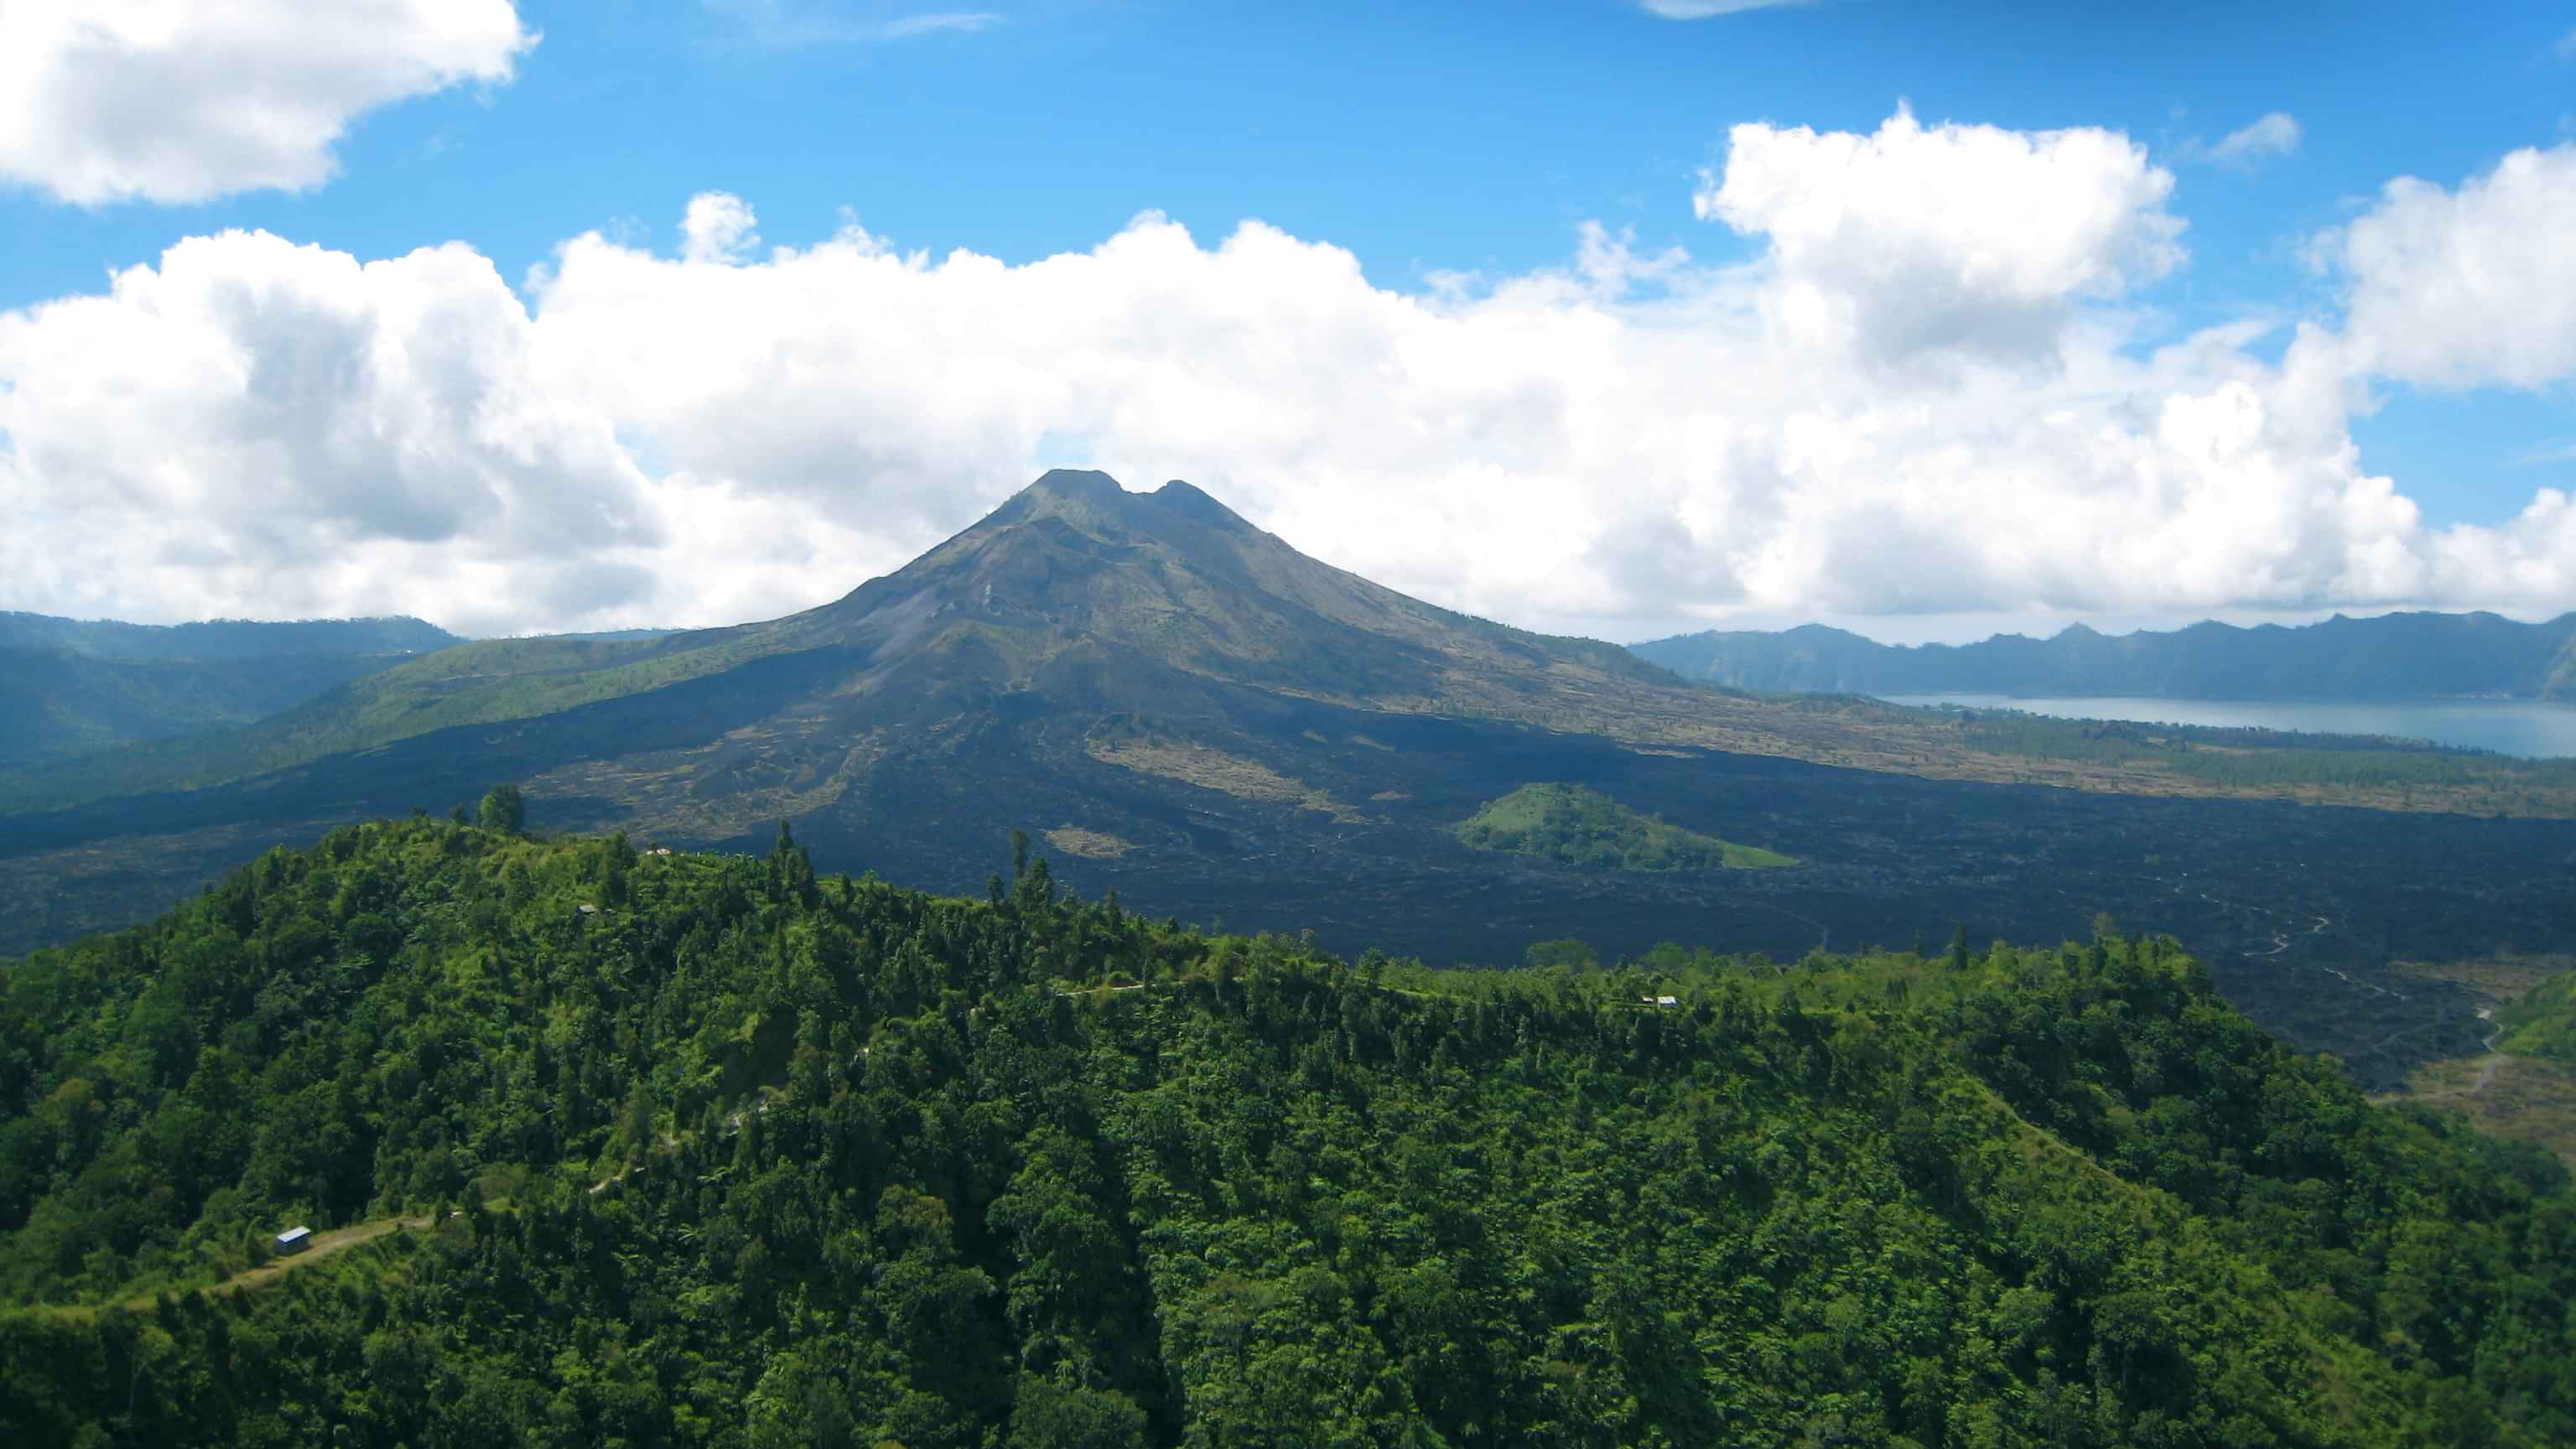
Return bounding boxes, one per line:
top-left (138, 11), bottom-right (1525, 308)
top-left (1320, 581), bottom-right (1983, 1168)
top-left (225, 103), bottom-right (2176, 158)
top-left (153, 1216), bottom-right (434, 1308)
top-left (2413, 1007), bottom-right (2511, 1104)
top-left (588, 1133), bottom-right (683, 1195)
top-left (2469, 1008), bottom-right (2509, 1096)
top-left (0, 1215), bottom-right (450, 1319)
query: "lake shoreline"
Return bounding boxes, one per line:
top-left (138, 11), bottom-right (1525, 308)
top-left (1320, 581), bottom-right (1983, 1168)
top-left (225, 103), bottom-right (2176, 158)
top-left (1877, 693), bottom-right (2576, 761)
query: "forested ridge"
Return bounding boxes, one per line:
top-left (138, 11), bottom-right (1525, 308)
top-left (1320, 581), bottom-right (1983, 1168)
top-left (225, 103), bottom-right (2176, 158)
top-left (2, 818), bottom-right (2571, 1446)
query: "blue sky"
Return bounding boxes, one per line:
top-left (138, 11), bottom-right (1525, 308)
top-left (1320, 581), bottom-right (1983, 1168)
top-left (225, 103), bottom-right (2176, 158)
top-left (13, 3), bottom-right (2563, 307)
top-left (3, 0), bottom-right (2573, 639)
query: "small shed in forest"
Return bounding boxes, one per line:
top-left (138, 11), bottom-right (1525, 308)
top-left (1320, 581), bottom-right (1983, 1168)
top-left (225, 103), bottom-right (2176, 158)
top-left (274, 1226), bottom-right (313, 1254)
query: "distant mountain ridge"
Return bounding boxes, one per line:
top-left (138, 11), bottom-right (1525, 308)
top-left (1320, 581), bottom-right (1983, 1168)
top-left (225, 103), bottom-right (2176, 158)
top-left (0, 611), bottom-right (458, 661)
top-left (1631, 612), bottom-right (2576, 699)
top-left (0, 611), bottom-right (464, 770)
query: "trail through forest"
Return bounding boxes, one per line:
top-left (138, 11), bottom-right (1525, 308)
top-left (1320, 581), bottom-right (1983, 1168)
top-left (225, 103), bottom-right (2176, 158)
top-left (5, 1214), bottom-right (441, 1321)
top-left (188, 1216), bottom-right (435, 1304)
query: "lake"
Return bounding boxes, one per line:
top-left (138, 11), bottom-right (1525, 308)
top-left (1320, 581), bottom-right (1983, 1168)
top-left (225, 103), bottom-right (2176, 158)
top-left (1876, 694), bottom-right (2576, 760)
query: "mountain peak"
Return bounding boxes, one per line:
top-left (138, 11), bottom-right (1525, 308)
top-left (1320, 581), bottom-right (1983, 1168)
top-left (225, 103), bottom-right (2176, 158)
top-left (1024, 468), bottom-right (1128, 502)
top-left (988, 470), bottom-right (1260, 545)
top-left (1147, 478), bottom-right (1254, 533)
top-left (984, 468), bottom-right (1140, 535)
top-left (1010, 469), bottom-right (1133, 512)
top-left (785, 466), bottom-right (1670, 709)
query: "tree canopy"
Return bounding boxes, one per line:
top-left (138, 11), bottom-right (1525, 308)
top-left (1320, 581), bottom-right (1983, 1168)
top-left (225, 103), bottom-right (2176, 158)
top-left (1, 819), bottom-right (2569, 1446)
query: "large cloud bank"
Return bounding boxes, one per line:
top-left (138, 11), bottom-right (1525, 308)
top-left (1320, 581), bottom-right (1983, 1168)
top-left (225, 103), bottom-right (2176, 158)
top-left (0, 1), bottom-right (533, 205)
top-left (3, 109), bottom-right (2574, 636)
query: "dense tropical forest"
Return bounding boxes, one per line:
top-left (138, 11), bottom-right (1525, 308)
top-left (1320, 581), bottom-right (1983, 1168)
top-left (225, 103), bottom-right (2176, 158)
top-left (2, 813), bottom-right (2572, 1446)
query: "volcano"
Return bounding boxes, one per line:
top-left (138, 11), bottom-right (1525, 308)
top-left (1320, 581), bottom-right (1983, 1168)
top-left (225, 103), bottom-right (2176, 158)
top-left (3, 471), bottom-right (2567, 1090)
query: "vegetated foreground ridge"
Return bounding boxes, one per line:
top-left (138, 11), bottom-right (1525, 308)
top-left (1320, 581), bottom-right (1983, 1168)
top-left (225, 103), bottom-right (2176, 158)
top-left (0, 816), bottom-right (2570, 1446)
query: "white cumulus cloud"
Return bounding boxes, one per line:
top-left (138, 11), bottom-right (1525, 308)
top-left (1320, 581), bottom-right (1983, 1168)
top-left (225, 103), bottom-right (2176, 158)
top-left (4, 109), bottom-right (2576, 641)
top-left (681, 192), bottom-right (764, 265)
top-left (2315, 141), bottom-right (2576, 390)
top-left (0, 231), bottom-right (658, 633)
top-left (1696, 105), bottom-right (2185, 365)
top-left (0, 0), bottom-right (534, 205)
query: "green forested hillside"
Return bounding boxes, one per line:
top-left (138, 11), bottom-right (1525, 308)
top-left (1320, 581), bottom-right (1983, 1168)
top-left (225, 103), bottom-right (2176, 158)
top-left (0, 613), bottom-right (460, 662)
top-left (2502, 967), bottom-right (2576, 1061)
top-left (0, 631), bottom-right (766, 813)
top-left (1453, 782), bottom-right (1795, 870)
top-left (2, 820), bottom-right (2571, 1446)
top-left (0, 611), bottom-right (463, 771)
top-left (0, 647), bottom-right (418, 769)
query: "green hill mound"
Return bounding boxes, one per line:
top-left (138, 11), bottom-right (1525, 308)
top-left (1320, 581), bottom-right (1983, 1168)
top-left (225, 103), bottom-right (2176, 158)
top-left (1454, 782), bottom-right (1795, 870)
top-left (2, 819), bottom-right (2570, 1444)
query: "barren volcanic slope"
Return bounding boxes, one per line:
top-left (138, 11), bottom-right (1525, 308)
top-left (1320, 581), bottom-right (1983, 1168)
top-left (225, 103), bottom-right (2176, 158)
top-left (4, 471), bottom-right (2574, 1084)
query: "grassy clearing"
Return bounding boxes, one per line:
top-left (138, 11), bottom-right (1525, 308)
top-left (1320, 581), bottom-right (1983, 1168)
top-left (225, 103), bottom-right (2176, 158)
top-left (1085, 737), bottom-right (1363, 823)
top-left (2392, 953), bottom-right (2576, 1002)
top-left (1043, 825), bottom-right (1136, 859)
top-left (2382, 953), bottom-right (2576, 1165)
top-left (2396, 1054), bottom-right (2576, 1167)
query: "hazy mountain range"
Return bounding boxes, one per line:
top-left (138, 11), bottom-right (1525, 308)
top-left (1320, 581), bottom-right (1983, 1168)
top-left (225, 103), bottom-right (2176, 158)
top-left (0, 612), bottom-right (460, 770)
top-left (1631, 613), bottom-right (2576, 699)
top-left (0, 612), bottom-right (458, 662)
